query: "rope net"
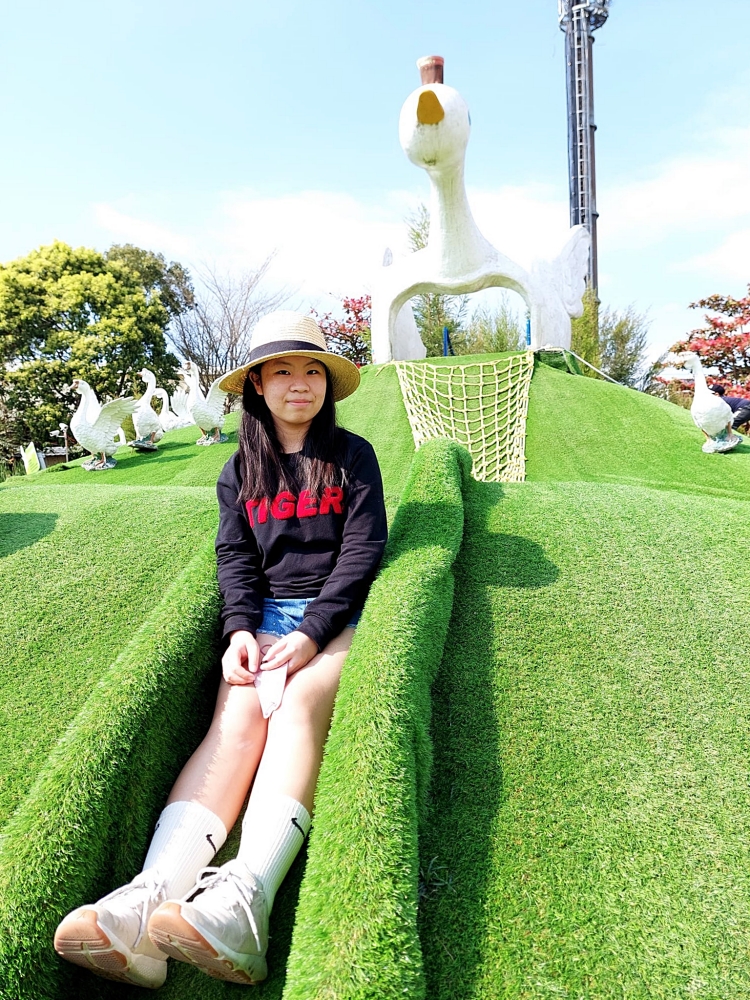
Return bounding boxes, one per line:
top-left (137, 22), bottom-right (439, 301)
top-left (395, 352), bottom-right (535, 483)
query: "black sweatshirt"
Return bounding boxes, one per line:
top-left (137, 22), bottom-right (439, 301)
top-left (215, 430), bottom-right (387, 651)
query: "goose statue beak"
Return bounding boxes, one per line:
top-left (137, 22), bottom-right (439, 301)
top-left (417, 89), bottom-right (445, 125)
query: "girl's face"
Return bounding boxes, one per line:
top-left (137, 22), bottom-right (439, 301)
top-left (250, 355), bottom-right (328, 443)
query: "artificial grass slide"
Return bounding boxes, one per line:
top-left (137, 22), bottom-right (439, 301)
top-left (419, 477), bottom-right (750, 998)
top-left (0, 482), bottom-right (219, 827)
top-left (0, 537), bottom-right (224, 1000)
top-left (282, 438), bottom-right (470, 1000)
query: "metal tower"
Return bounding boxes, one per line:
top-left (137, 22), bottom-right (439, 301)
top-left (558, 0), bottom-right (611, 293)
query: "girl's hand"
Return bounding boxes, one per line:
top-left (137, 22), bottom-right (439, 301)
top-left (260, 630), bottom-right (318, 676)
top-left (222, 630), bottom-right (261, 685)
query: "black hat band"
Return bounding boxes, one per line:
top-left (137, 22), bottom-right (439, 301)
top-left (247, 340), bottom-right (326, 365)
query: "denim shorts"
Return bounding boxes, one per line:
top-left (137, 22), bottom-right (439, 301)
top-left (259, 598), bottom-right (361, 639)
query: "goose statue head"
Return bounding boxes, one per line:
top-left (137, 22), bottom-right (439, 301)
top-left (399, 82), bottom-right (470, 178)
top-left (396, 57), bottom-right (489, 274)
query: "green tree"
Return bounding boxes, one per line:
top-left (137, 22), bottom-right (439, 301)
top-left (570, 286), bottom-right (601, 375)
top-left (0, 241), bottom-right (185, 456)
top-left (598, 304), bottom-right (650, 387)
top-left (466, 296), bottom-right (525, 353)
top-left (406, 205), bottom-right (468, 356)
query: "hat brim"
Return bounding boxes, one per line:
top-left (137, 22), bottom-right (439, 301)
top-left (218, 349), bottom-right (361, 402)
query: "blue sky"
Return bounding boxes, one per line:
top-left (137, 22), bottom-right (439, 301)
top-left (2, 0), bottom-right (749, 357)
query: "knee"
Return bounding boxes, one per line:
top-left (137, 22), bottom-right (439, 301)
top-left (270, 681), bottom-right (324, 733)
top-left (211, 685), bottom-right (265, 748)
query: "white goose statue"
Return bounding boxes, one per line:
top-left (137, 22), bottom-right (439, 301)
top-left (70, 379), bottom-right (137, 470)
top-left (182, 361), bottom-right (229, 445)
top-left (131, 369), bottom-right (165, 451)
top-left (370, 56), bottom-right (590, 362)
top-left (680, 352), bottom-right (742, 453)
top-left (153, 381), bottom-right (195, 432)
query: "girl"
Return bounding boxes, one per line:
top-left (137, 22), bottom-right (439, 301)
top-left (54, 311), bottom-right (387, 988)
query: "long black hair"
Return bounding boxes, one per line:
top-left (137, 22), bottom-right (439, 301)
top-left (237, 362), bottom-right (348, 504)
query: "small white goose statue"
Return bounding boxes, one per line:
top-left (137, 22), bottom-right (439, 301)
top-left (153, 381), bottom-right (195, 432)
top-left (131, 369), bottom-right (165, 451)
top-left (70, 380), bottom-right (137, 470)
top-left (182, 361), bottom-right (229, 445)
top-left (680, 352), bottom-right (742, 453)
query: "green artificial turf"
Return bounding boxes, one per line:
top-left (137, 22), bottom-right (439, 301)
top-left (526, 361), bottom-right (750, 498)
top-left (0, 537), bottom-right (224, 1000)
top-left (7, 352), bottom-right (750, 1000)
top-left (419, 477), bottom-right (750, 999)
top-left (0, 483), bottom-right (218, 826)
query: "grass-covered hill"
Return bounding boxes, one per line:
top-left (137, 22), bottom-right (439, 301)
top-left (3, 357), bottom-right (750, 999)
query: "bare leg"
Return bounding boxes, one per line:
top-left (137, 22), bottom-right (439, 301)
top-left (167, 678), bottom-right (268, 831)
top-left (251, 627), bottom-right (354, 813)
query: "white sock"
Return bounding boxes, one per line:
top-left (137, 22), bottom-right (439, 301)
top-left (237, 794), bottom-right (311, 911)
top-left (142, 800), bottom-right (227, 898)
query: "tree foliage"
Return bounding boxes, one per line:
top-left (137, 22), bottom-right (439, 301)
top-left (669, 286), bottom-right (750, 388)
top-left (168, 256), bottom-right (289, 393)
top-left (313, 295), bottom-right (372, 366)
top-left (599, 304), bottom-right (650, 387)
top-left (570, 286), bottom-right (601, 375)
top-left (465, 297), bottom-right (525, 354)
top-left (0, 241), bottom-right (185, 460)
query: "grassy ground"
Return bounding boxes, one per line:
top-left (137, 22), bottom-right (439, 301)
top-left (5, 357), bottom-right (750, 999)
top-left (526, 361), bottom-right (750, 499)
top-left (417, 362), bottom-right (750, 999)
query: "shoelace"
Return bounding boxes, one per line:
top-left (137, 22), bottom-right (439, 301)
top-left (185, 865), bottom-right (264, 946)
top-left (97, 870), bottom-right (169, 948)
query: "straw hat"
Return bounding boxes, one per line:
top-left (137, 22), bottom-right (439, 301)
top-left (218, 311), bottom-right (361, 401)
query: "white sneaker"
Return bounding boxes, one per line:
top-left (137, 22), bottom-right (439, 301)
top-left (53, 870), bottom-right (169, 989)
top-left (148, 860), bottom-right (268, 984)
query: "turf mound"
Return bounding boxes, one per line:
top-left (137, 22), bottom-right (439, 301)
top-left (420, 477), bottom-right (750, 998)
top-left (526, 361), bottom-right (750, 498)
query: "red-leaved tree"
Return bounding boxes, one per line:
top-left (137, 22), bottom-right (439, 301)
top-left (312, 295), bottom-right (371, 366)
top-left (662, 284), bottom-right (750, 399)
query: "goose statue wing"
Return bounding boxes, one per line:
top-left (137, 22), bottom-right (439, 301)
top-left (152, 388), bottom-right (176, 431)
top-left (171, 383), bottom-right (194, 425)
top-left (205, 377), bottom-right (229, 417)
top-left (692, 395), bottom-right (733, 437)
top-left (133, 397), bottom-right (164, 440)
top-left (191, 376), bottom-right (228, 431)
top-left (96, 396), bottom-right (138, 445)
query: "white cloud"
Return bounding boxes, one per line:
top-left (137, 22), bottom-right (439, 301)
top-left (93, 203), bottom-right (196, 259)
top-left (207, 189), bottom-right (415, 302)
top-left (600, 127), bottom-right (750, 250)
top-left (675, 228), bottom-right (750, 283)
